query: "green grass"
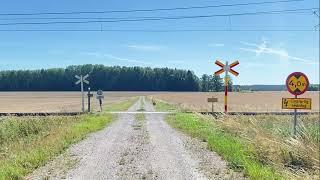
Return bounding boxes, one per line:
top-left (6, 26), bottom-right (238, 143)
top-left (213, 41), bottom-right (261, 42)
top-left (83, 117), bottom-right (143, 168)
top-left (135, 113), bottom-right (145, 122)
top-left (152, 99), bottom-right (177, 112)
top-left (0, 98), bottom-right (138, 180)
top-left (166, 113), bottom-right (282, 180)
top-left (104, 97), bottom-right (139, 112)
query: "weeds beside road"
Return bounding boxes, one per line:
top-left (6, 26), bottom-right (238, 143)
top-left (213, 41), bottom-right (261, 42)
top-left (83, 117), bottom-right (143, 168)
top-left (0, 98), bottom-right (137, 180)
top-left (153, 99), bottom-right (319, 179)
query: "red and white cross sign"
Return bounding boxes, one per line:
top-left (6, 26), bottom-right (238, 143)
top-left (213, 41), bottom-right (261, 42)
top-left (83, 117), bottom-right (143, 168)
top-left (214, 60), bottom-right (239, 113)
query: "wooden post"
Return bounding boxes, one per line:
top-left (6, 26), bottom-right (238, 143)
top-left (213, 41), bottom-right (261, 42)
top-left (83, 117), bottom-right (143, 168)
top-left (211, 96), bottom-right (214, 114)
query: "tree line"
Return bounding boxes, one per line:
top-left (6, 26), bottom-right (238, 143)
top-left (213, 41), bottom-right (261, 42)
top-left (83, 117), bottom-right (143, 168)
top-left (0, 64), bottom-right (228, 92)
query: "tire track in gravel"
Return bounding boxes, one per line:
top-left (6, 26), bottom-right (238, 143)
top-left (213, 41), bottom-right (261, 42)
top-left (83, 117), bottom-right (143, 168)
top-left (27, 97), bottom-right (154, 180)
top-left (143, 97), bottom-right (245, 180)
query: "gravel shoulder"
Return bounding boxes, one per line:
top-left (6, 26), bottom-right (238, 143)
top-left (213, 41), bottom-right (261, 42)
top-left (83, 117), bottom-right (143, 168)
top-left (27, 97), bottom-right (243, 180)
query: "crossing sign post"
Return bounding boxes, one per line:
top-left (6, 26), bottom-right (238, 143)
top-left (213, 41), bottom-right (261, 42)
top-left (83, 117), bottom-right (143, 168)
top-left (214, 60), bottom-right (239, 113)
top-left (75, 74), bottom-right (89, 112)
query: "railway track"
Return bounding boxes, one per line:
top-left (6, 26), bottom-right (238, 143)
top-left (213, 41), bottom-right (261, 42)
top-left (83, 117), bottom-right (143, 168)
top-left (0, 111), bottom-right (317, 117)
top-left (0, 112), bottom-right (83, 117)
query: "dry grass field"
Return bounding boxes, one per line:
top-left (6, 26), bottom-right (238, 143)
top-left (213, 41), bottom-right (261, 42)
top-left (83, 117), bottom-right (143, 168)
top-left (150, 91), bottom-right (319, 112)
top-left (0, 91), bottom-right (318, 113)
top-left (0, 92), bottom-right (156, 113)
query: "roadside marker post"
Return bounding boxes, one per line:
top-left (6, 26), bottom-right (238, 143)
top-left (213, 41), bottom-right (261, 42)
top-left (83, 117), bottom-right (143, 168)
top-left (87, 87), bottom-right (93, 112)
top-left (96, 89), bottom-right (104, 112)
top-left (214, 60), bottom-right (239, 113)
top-left (283, 72), bottom-right (311, 136)
top-left (75, 74), bottom-right (89, 112)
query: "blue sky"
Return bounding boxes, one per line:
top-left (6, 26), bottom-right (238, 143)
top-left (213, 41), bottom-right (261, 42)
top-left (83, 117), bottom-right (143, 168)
top-left (0, 0), bottom-right (318, 85)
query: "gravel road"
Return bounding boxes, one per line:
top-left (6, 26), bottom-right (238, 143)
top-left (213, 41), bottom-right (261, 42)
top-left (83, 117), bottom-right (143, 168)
top-left (27, 97), bottom-right (243, 180)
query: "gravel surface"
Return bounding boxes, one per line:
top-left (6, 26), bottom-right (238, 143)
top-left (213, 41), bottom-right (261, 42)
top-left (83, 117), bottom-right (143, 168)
top-left (27, 97), bottom-right (244, 180)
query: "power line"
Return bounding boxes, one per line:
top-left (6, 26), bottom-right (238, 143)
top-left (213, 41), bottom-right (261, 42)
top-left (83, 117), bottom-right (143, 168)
top-left (0, 11), bottom-right (310, 21)
top-left (0, 28), bottom-right (316, 33)
top-left (0, 0), bottom-right (304, 16)
top-left (0, 8), bottom-right (316, 26)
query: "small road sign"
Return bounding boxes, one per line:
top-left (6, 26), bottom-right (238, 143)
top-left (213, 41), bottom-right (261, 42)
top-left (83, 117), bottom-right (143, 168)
top-left (214, 60), bottom-right (239, 113)
top-left (75, 74), bottom-right (89, 112)
top-left (207, 97), bottom-right (218, 103)
top-left (207, 97), bottom-right (218, 114)
top-left (96, 89), bottom-right (104, 111)
top-left (286, 72), bottom-right (309, 96)
top-left (282, 98), bottom-right (312, 110)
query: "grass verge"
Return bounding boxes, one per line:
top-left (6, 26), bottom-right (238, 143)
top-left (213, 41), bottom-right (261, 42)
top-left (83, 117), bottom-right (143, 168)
top-left (150, 98), bottom-right (178, 112)
top-left (104, 97), bottom-right (139, 112)
top-left (0, 98), bottom-right (137, 180)
top-left (166, 113), bottom-right (282, 179)
top-left (156, 100), bottom-right (319, 179)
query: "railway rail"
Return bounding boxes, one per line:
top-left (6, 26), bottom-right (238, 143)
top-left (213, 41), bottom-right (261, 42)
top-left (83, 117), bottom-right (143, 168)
top-left (0, 111), bottom-right (317, 117)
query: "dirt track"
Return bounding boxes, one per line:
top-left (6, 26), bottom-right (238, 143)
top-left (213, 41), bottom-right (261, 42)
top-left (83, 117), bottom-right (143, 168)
top-left (27, 97), bottom-right (243, 180)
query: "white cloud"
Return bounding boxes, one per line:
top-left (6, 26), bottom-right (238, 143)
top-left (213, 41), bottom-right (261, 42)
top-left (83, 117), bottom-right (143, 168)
top-left (82, 52), bottom-right (152, 65)
top-left (127, 44), bottom-right (165, 51)
top-left (103, 54), bottom-right (152, 65)
top-left (239, 39), bottom-right (317, 65)
top-left (208, 43), bottom-right (225, 47)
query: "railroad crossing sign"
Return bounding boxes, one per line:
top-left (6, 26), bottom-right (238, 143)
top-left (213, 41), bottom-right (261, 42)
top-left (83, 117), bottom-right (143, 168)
top-left (75, 74), bottom-right (89, 112)
top-left (282, 98), bottom-right (312, 110)
top-left (283, 72), bottom-right (311, 136)
top-left (214, 60), bottom-right (239, 77)
top-left (214, 60), bottom-right (239, 113)
top-left (96, 89), bottom-right (104, 111)
top-left (286, 72), bottom-right (309, 96)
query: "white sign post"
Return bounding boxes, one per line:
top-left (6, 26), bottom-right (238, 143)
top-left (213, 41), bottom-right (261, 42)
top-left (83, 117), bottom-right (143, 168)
top-left (75, 74), bottom-right (89, 112)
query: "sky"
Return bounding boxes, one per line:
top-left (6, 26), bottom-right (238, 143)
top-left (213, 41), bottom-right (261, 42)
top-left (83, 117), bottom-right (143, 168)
top-left (0, 0), bottom-right (319, 85)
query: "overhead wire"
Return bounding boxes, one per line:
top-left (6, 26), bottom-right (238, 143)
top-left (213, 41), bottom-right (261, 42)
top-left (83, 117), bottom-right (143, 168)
top-left (0, 0), bottom-right (305, 16)
top-left (0, 29), bottom-right (315, 32)
top-left (0, 8), bottom-right (316, 26)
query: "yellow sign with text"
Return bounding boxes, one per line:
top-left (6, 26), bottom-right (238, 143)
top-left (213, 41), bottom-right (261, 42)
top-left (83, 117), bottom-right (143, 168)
top-left (282, 98), bottom-right (312, 110)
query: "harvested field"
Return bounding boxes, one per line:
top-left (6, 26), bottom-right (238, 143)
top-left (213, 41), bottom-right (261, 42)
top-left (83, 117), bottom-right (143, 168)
top-left (0, 92), bottom-right (157, 113)
top-left (150, 91), bottom-right (319, 112)
top-left (0, 91), bottom-right (318, 113)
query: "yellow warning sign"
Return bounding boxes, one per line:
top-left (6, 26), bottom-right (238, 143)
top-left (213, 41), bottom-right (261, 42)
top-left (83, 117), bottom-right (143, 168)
top-left (282, 98), bottom-right (312, 110)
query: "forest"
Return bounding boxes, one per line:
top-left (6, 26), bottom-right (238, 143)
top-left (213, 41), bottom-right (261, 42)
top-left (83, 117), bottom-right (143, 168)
top-left (0, 64), bottom-right (228, 92)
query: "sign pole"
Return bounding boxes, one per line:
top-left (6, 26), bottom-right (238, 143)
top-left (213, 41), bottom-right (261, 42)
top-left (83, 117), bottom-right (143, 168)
top-left (293, 95), bottom-right (298, 136)
top-left (96, 90), bottom-right (104, 112)
top-left (211, 96), bottom-right (214, 114)
top-left (224, 62), bottom-right (229, 113)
